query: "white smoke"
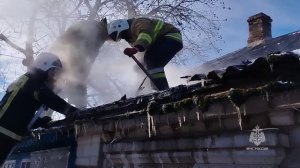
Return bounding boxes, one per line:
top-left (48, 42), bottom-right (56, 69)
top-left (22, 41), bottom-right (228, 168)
top-left (165, 63), bottom-right (192, 87)
top-left (86, 41), bottom-right (193, 106)
top-left (87, 41), bottom-right (153, 105)
top-left (0, 0), bottom-right (196, 108)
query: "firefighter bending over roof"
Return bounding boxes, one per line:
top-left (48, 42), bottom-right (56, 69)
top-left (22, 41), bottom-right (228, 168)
top-left (0, 52), bottom-right (78, 166)
top-left (107, 17), bottom-right (183, 91)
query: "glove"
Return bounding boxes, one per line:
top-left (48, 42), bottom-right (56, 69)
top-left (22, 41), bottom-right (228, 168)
top-left (124, 47), bottom-right (138, 56)
top-left (31, 116), bottom-right (52, 129)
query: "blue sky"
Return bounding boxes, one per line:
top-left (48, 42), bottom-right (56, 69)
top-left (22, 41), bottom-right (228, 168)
top-left (210, 0), bottom-right (300, 60)
top-left (1, 0), bottom-right (300, 98)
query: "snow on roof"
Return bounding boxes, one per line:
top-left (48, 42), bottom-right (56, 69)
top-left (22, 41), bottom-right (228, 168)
top-left (292, 49), bottom-right (300, 56)
top-left (193, 29), bottom-right (300, 74)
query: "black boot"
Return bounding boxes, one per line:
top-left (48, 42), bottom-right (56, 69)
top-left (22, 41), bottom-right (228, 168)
top-left (151, 77), bottom-right (169, 91)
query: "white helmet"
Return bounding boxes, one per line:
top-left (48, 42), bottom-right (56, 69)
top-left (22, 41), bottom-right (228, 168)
top-left (33, 52), bottom-right (62, 72)
top-left (107, 19), bottom-right (129, 41)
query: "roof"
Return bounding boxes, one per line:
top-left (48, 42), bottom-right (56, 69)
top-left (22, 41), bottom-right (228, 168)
top-left (13, 29), bottom-right (300, 149)
top-left (193, 30), bottom-right (300, 74)
top-left (11, 51), bottom-right (300, 157)
top-left (188, 52), bottom-right (300, 86)
top-left (31, 52), bottom-right (300, 140)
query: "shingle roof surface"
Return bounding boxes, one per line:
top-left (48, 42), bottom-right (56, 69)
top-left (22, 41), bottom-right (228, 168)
top-left (194, 30), bottom-right (300, 74)
top-left (14, 30), bottom-right (300, 150)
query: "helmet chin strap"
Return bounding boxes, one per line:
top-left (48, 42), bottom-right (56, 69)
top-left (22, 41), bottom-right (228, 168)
top-left (119, 30), bottom-right (129, 40)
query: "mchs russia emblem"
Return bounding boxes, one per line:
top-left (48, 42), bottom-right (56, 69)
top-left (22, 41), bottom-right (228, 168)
top-left (249, 125), bottom-right (266, 146)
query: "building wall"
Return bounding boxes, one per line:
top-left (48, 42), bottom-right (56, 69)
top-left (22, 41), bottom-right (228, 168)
top-left (73, 89), bottom-right (300, 168)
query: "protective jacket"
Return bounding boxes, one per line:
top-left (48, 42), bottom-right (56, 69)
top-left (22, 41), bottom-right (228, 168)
top-left (0, 70), bottom-right (76, 141)
top-left (125, 18), bottom-right (182, 51)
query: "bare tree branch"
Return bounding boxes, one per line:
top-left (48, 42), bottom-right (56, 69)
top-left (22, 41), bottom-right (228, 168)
top-left (0, 33), bottom-right (26, 54)
top-left (67, 0), bottom-right (84, 17)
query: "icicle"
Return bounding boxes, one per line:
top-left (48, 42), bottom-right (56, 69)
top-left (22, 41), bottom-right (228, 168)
top-left (196, 111), bottom-right (200, 120)
top-left (114, 120), bottom-right (118, 139)
top-left (218, 111), bottom-right (222, 128)
top-left (236, 106), bottom-right (242, 130)
top-left (111, 124), bottom-right (119, 143)
top-left (242, 104), bottom-right (247, 116)
top-left (115, 120), bottom-right (119, 132)
top-left (270, 64), bottom-right (273, 72)
top-left (122, 121), bottom-right (125, 135)
top-left (229, 95), bottom-right (243, 130)
top-left (151, 115), bottom-right (156, 136)
top-left (83, 123), bottom-right (87, 135)
top-left (74, 124), bottom-right (78, 136)
top-left (266, 91), bottom-right (269, 102)
top-left (37, 132), bottom-right (41, 140)
top-left (111, 120), bottom-right (118, 144)
top-left (147, 112), bottom-right (151, 138)
top-left (178, 114), bottom-right (182, 127)
top-left (32, 131), bottom-right (39, 140)
top-left (183, 111), bottom-right (186, 123)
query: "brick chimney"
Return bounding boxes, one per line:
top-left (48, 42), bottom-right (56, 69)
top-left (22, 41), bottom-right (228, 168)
top-left (247, 12), bottom-right (272, 47)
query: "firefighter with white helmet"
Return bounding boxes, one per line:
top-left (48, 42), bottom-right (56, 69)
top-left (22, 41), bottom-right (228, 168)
top-left (32, 52), bottom-right (63, 71)
top-left (107, 18), bottom-right (183, 90)
top-left (107, 19), bottom-right (130, 41)
top-left (0, 52), bottom-right (78, 166)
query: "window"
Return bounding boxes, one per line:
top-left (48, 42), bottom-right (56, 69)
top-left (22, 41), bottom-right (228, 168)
top-left (2, 160), bottom-right (15, 168)
top-left (20, 159), bottom-right (31, 168)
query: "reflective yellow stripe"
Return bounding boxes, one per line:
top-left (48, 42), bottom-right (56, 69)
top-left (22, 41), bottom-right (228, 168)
top-left (0, 75), bottom-right (28, 119)
top-left (137, 32), bottom-right (152, 45)
top-left (148, 67), bottom-right (164, 74)
top-left (165, 33), bottom-right (182, 43)
top-left (152, 72), bottom-right (166, 79)
top-left (0, 126), bottom-right (22, 141)
top-left (154, 20), bottom-right (164, 40)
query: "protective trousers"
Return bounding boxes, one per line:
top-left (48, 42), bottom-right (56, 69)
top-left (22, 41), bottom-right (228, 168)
top-left (144, 36), bottom-right (183, 90)
top-left (0, 133), bottom-right (16, 166)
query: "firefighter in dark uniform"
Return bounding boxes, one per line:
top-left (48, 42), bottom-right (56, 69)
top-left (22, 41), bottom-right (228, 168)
top-left (107, 18), bottom-right (183, 90)
top-left (0, 52), bottom-right (78, 166)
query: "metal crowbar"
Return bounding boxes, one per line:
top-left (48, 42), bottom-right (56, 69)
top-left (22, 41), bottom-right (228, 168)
top-left (126, 53), bottom-right (159, 90)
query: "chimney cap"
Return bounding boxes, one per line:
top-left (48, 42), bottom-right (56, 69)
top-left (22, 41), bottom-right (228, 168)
top-left (247, 12), bottom-right (272, 23)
